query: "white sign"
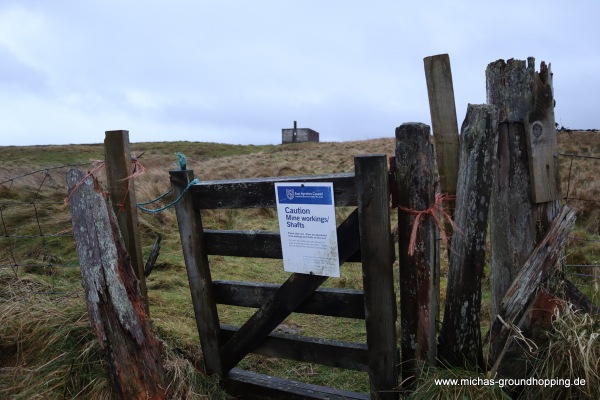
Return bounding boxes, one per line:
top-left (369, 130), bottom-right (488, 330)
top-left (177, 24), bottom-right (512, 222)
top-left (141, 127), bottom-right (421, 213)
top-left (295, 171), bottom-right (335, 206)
top-left (275, 182), bottom-right (340, 277)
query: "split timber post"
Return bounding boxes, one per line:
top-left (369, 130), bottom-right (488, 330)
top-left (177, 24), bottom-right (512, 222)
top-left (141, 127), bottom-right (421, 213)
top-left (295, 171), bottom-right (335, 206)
top-left (486, 58), bottom-right (560, 323)
top-left (67, 170), bottom-right (167, 400)
top-left (424, 54), bottom-right (460, 259)
top-left (104, 130), bottom-right (148, 312)
top-left (437, 104), bottom-right (499, 369)
top-left (487, 205), bottom-right (576, 380)
top-left (394, 123), bottom-right (438, 386)
top-left (423, 54), bottom-right (460, 197)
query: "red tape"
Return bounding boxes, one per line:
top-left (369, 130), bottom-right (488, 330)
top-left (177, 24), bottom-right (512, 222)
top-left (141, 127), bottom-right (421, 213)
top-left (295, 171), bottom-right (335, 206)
top-left (398, 193), bottom-right (457, 256)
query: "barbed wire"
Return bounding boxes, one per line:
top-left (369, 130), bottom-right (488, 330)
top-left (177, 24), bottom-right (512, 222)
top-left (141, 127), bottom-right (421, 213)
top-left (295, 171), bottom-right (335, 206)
top-left (1, 162), bottom-right (89, 294)
top-left (568, 236), bottom-right (600, 243)
top-left (0, 263), bottom-right (78, 268)
top-left (557, 127), bottom-right (600, 133)
top-left (0, 162), bottom-right (94, 186)
top-left (0, 154), bottom-right (165, 295)
top-left (556, 152), bottom-right (600, 207)
top-left (557, 152), bottom-right (600, 161)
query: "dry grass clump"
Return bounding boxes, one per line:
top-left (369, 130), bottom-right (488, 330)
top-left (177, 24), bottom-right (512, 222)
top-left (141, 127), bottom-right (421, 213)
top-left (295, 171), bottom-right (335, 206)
top-left (0, 274), bottom-right (112, 399)
top-left (558, 131), bottom-right (600, 231)
top-left (161, 346), bottom-right (230, 400)
top-left (406, 364), bottom-right (509, 400)
top-left (0, 271), bottom-right (229, 399)
top-left (520, 304), bottom-right (599, 399)
top-left (406, 300), bottom-right (599, 399)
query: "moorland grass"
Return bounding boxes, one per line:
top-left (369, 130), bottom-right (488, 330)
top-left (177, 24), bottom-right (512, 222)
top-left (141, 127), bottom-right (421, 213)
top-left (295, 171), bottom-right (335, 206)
top-left (0, 133), bottom-right (599, 397)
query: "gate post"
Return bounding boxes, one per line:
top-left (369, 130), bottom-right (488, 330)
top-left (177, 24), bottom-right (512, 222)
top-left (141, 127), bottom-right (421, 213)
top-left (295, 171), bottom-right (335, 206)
top-left (395, 123), bottom-right (438, 387)
top-left (104, 130), bottom-right (148, 312)
top-left (486, 58), bottom-right (560, 322)
top-left (170, 169), bottom-right (223, 377)
top-left (354, 154), bottom-right (398, 400)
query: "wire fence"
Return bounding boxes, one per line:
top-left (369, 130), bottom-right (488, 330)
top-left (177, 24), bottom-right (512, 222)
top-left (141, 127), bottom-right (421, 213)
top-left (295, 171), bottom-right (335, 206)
top-left (0, 162), bottom-right (94, 294)
top-left (556, 131), bottom-right (600, 307)
top-left (1, 134), bottom-right (599, 307)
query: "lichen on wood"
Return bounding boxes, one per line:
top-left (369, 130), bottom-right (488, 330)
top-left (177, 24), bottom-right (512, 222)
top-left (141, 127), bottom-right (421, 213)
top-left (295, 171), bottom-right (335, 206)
top-left (487, 57), bottom-right (560, 322)
top-left (395, 122), bottom-right (438, 386)
top-left (437, 104), bottom-right (499, 369)
top-left (67, 169), bottom-right (167, 400)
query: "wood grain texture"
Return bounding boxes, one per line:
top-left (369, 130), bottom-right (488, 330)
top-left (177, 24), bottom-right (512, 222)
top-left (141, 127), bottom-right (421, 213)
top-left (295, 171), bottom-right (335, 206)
top-left (67, 169), bottom-right (166, 400)
top-left (203, 229), bottom-right (361, 261)
top-left (486, 57), bottom-right (561, 322)
top-left (225, 368), bottom-right (369, 400)
top-left (191, 173), bottom-right (357, 209)
top-left (104, 130), bottom-right (148, 310)
top-left (219, 325), bottom-right (368, 371)
top-left (395, 122), bottom-right (438, 385)
top-left (438, 104), bottom-right (499, 369)
top-left (355, 155), bottom-right (398, 400)
top-left (488, 206), bottom-right (576, 374)
top-left (524, 61), bottom-right (560, 203)
top-left (424, 54), bottom-right (460, 195)
top-left (170, 169), bottom-right (224, 376)
top-left (489, 122), bottom-right (536, 321)
top-left (213, 280), bottom-right (365, 319)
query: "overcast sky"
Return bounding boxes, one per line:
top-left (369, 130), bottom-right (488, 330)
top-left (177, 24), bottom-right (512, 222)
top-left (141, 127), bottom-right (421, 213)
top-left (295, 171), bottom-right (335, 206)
top-left (0, 1), bottom-right (598, 146)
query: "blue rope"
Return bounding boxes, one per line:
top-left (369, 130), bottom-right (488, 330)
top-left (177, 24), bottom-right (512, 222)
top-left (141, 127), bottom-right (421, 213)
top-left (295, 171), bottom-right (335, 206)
top-left (137, 178), bottom-right (199, 213)
top-left (176, 152), bottom-right (187, 170)
top-left (136, 188), bottom-right (173, 206)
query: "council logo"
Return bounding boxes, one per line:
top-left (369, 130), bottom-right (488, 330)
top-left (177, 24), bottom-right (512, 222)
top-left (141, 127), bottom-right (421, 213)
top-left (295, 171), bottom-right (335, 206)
top-left (286, 188), bottom-right (295, 200)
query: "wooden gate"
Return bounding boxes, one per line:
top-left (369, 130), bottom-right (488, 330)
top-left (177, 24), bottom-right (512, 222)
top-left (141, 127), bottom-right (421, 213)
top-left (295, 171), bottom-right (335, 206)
top-left (170, 154), bottom-right (398, 400)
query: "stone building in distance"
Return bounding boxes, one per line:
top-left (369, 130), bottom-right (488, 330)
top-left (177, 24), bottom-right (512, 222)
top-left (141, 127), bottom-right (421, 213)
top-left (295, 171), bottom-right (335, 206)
top-left (282, 121), bottom-right (319, 144)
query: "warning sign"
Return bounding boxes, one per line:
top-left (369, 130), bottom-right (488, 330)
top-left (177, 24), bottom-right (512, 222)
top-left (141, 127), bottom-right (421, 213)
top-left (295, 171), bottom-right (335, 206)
top-left (274, 182), bottom-right (340, 277)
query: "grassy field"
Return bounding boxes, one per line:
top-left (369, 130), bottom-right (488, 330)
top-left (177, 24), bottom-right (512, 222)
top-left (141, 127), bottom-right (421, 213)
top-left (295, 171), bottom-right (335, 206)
top-left (0, 132), bottom-right (598, 399)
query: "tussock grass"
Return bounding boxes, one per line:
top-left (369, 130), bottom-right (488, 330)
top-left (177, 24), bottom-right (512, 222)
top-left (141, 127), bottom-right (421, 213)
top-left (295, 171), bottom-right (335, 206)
top-left (161, 346), bottom-right (230, 400)
top-left (408, 303), bottom-right (599, 399)
top-left (406, 364), bottom-right (509, 400)
top-left (0, 273), bottom-right (112, 399)
top-left (0, 271), bottom-right (229, 399)
top-left (520, 303), bottom-right (599, 399)
top-left (2, 135), bottom-right (599, 397)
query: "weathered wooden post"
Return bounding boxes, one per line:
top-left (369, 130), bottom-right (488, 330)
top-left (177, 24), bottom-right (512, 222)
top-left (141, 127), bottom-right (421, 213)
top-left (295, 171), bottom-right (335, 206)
top-left (424, 54), bottom-right (460, 197)
top-left (424, 54), bottom-right (459, 268)
top-left (355, 154), bottom-right (399, 400)
top-left (67, 170), bottom-right (167, 400)
top-left (488, 206), bottom-right (576, 380)
top-left (395, 123), bottom-right (438, 386)
top-left (486, 58), bottom-right (560, 322)
top-left (170, 168), bottom-right (224, 377)
top-left (437, 104), bottom-right (498, 369)
top-left (104, 130), bottom-right (148, 311)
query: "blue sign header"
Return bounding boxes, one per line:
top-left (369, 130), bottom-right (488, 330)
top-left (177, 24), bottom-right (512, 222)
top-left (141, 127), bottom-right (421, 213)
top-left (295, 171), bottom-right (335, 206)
top-left (276, 185), bottom-right (333, 205)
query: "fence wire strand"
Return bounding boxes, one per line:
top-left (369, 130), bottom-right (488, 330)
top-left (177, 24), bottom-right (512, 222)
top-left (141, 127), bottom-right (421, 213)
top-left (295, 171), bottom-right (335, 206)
top-left (555, 133), bottom-right (600, 309)
top-left (0, 162), bottom-right (92, 293)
